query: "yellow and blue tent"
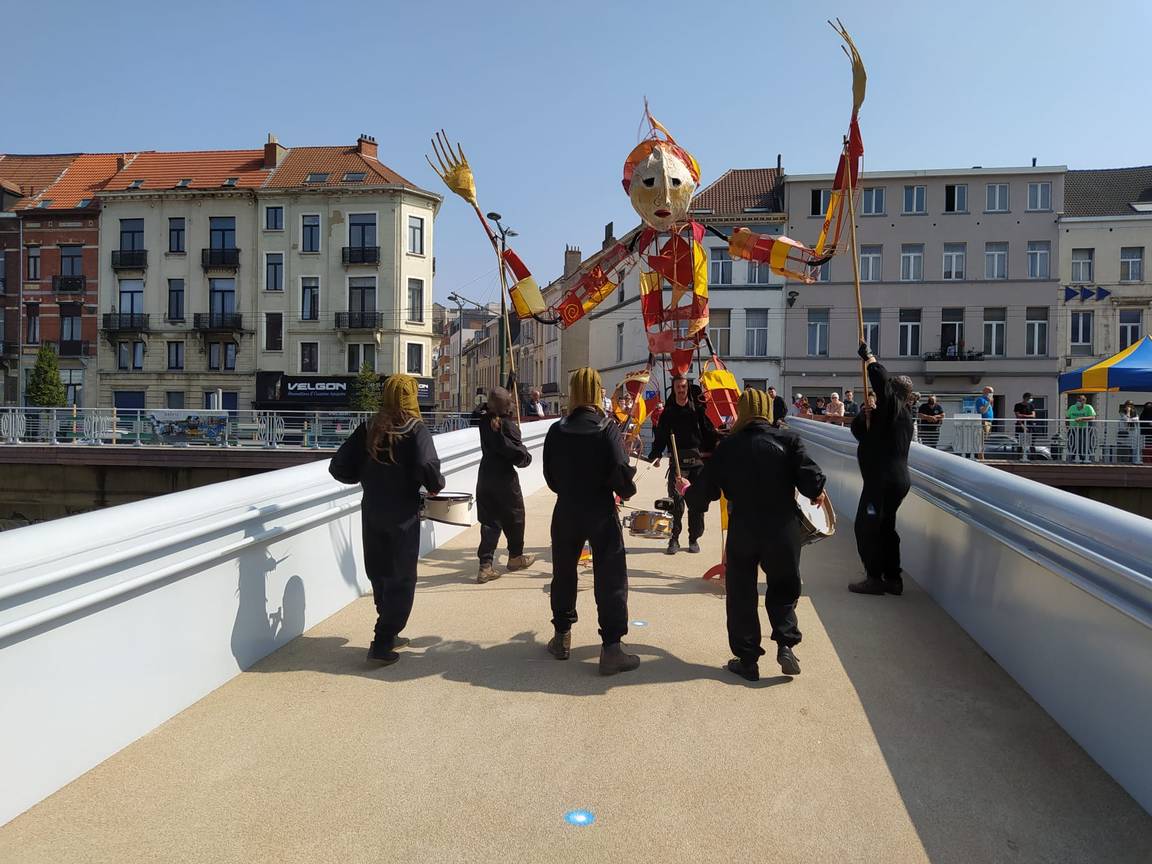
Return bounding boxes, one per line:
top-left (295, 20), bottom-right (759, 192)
top-left (1059, 335), bottom-right (1152, 392)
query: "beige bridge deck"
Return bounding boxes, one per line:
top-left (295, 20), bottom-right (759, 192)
top-left (3, 465), bottom-right (1150, 863)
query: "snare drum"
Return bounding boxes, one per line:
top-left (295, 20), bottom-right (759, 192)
top-left (623, 510), bottom-right (672, 539)
top-left (795, 491), bottom-right (836, 545)
top-left (421, 492), bottom-right (475, 527)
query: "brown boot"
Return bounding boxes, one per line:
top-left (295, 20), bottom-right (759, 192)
top-left (477, 563), bottom-right (501, 584)
top-left (506, 553), bottom-right (536, 572)
top-left (599, 642), bottom-right (640, 676)
top-left (547, 631), bottom-right (571, 660)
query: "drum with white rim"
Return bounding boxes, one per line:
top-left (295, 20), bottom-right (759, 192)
top-left (421, 492), bottom-right (475, 527)
top-left (795, 491), bottom-right (836, 545)
top-left (623, 510), bottom-right (672, 539)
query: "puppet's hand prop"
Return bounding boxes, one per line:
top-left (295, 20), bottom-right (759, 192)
top-left (427, 130), bottom-right (478, 206)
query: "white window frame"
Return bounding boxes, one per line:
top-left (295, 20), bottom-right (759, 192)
top-left (986, 183), bottom-right (1009, 213)
top-left (898, 310), bottom-right (921, 357)
top-left (710, 247), bottom-right (732, 285)
top-left (347, 342), bottom-right (377, 373)
top-left (264, 312), bottom-right (284, 352)
top-left (408, 215), bottom-right (425, 255)
top-left (861, 187), bottom-right (885, 216)
top-left (407, 277), bottom-right (425, 324)
top-left (1025, 308), bottom-right (1048, 357)
top-left (984, 242), bottom-right (1008, 280)
top-left (810, 188), bottom-right (832, 217)
top-left (942, 243), bottom-right (966, 280)
top-left (745, 309), bottom-right (769, 357)
top-left (300, 276), bottom-right (320, 321)
top-left (862, 309), bottom-right (880, 352)
top-left (903, 184), bottom-right (926, 214)
top-left (708, 308), bottom-right (731, 355)
top-left (944, 184), bottom-right (968, 213)
top-left (747, 259), bottom-right (773, 284)
top-left (1027, 241), bottom-right (1050, 279)
top-left (941, 309), bottom-right (964, 351)
top-left (1070, 311), bottom-right (1093, 355)
top-left (900, 244), bottom-right (924, 281)
top-left (1120, 247), bottom-right (1144, 283)
top-left (983, 309), bottom-right (1006, 357)
top-left (859, 245), bottom-right (881, 282)
top-left (300, 213), bottom-right (322, 254)
top-left (1027, 181), bottom-right (1052, 212)
top-left (807, 309), bottom-right (829, 357)
top-left (1070, 248), bottom-right (1094, 283)
top-left (1119, 309), bottom-right (1142, 350)
top-left (264, 205), bottom-right (284, 232)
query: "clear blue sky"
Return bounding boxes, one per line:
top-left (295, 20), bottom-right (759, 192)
top-left (6, 0), bottom-right (1148, 308)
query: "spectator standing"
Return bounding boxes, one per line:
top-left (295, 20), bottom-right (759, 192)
top-left (917, 395), bottom-right (944, 447)
top-left (1066, 395), bottom-right (1096, 462)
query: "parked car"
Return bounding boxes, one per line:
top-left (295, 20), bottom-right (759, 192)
top-left (940, 433), bottom-right (1052, 461)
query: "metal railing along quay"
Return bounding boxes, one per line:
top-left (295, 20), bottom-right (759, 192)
top-left (0, 408), bottom-right (479, 449)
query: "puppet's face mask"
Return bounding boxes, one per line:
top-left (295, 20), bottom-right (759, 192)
top-left (628, 144), bottom-right (697, 232)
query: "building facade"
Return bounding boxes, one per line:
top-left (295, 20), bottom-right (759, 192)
top-left (783, 166), bottom-right (1066, 421)
top-left (1057, 167), bottom-right (1152, 416)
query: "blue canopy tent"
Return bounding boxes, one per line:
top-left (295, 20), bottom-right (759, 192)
top-left (1059, 335), bottom-right (1152, 392)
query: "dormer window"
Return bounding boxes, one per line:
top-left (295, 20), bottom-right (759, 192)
top-left (77, 198), bottom-right (91, 208)
top-left (176, 178), bottom-right (191, 188)
top-left (128, 179), bottom-right (144, 189)
top-left (343, 172), bottom-right (367, 182)
top-left (223, 177), bottom-right (238, 187)
top-left (37, 199), bottom-right (53, 208)
top-left (305, 172), bottom-right (329, 184)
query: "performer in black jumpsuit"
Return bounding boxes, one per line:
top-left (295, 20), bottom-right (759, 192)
top-left (330, 374), bottom-right (445, 665)
top-left (849, 341), bottom-right (915, 596)
top-left (647, 375), bottom-right (717, 555)
top-left (475, 386), bottom-right (534, 584)
top-left (543, 367), bottom-right (640, 676)
top-left (684, 389), bottom-right (826, 680)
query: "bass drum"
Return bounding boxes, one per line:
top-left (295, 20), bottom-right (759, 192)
top-left (623, 510), bottom-right (672, 539)
top-left (795, 491), bottom-right (836, 545)
top-left (421, 492), bottom-right (475, 527)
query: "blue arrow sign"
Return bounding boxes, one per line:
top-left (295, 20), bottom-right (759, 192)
top-left (1079, 287), bottom-right (1094, 302)
top-left (1096, 287), bottom-right (1111, 301)
top-left (1064, 287), bottom-right (1078, 302)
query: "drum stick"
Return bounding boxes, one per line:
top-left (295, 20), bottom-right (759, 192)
top-left (670, 433), bottom-right (682, 481)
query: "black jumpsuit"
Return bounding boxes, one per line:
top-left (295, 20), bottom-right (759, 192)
top-left (330, 420), bottom-right (445, 649)
top-left (686, 420), bottom-right (825, 661)
top-left (543, 407), bottom-right (637, 646)
top-left (851, 362), bottom-right (914, 583)
top-left (476, 416), bottom-right (531, 566)
top-left (647, 395), bottom-right (717, 544)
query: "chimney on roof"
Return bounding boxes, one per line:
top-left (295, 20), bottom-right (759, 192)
top-left (564, 245), bottom-right (582, 277)
top-left (602, 222), bottom-right (615, 250)
top-left (357, 134), bottom-right (378, 160)
top-left (264, 133), bottom-right (287, 169)
top-left (777, 153), bottom-right (782, 174)
top-left (1032, 157), bottom-right (1037, 167)
top-left (116, 155), bottom-right (127, 171)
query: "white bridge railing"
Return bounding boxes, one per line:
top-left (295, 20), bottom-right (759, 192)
top-left (0, 420), bottom-right (554, 826)
top-left (792, 419), bottom-right (1152, 814)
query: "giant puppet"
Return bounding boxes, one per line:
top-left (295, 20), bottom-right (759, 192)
top-left (428, 21), bottom-right (867, 438)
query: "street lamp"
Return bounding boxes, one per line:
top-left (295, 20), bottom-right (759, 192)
top-left (485, 213), bottom-right (518, 387)
top-left (448, 290), bottom-right (485, 415)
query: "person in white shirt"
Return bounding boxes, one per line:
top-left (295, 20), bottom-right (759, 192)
top-left (526, 388), bottom-right (546, 418)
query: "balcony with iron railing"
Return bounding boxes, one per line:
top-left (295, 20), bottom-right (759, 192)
top-left (52, 275), bottom-right (87, 294)
top-left (110, 250), bottom-right (147, 270)
top-left (201, 248), bottom-right (241, 270)
top-left (55, 339), bottom-right (92, 358)
top-left (341, 246), bottom-right (380, 266)
top-left (193, 313), bottom-right (243, 332)
top-left (335, 311), bottom-right (384, 330)
top-left (102, 313), bottom-right (150, 332)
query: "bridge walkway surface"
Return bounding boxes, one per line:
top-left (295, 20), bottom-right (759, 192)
top-left (2, 466), bottom-right (1149, 863)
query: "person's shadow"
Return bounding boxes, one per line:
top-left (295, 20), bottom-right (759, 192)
top-left (231, 533), bottom-right (307, 670)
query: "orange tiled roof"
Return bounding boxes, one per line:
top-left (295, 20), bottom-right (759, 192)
top-left (24, 153), bottom-right (134, 209)
top-left (691, 168), bottom-right (783, 215)
top-left (0, 154), bottom-right (80, 203)
top-left (264, 145), bottom-right (420, 190)
top-left (105, 150), bottom-right (271, 191)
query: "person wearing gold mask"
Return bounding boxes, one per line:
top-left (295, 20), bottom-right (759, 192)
top-left (680, 389), bottom-right (826, 681)
top-left (542, 367), bottom-right (640, 675)
top-left (330, 374), bottom-right (445, 666)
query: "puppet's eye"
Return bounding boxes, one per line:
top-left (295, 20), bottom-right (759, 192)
top-left (643, 177), bottom-right (655, 187)
top-left (671, 178), bottom-right (682, 187)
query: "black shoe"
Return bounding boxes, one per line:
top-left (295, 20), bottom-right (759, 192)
top-left (777, 645), bottom-right (801, 676)
top-left (687, 540), bottom-right (701, 553)
top-left (726, 658), bottom-right (759, 682)
top-left (884, 575), bottom-right (904, 596)
top-left (367, 644), bottom-right (400, 665)
top-left (665, 539), bottom-right (680, 555)
top-left (599, 642), bottom-right (640, 676)
top-left (391, 636), bottom-right (411, 649)
top-left (547, 631), bottom-right (571, 660)
top-left (848, 577), bottom-right (887, 595)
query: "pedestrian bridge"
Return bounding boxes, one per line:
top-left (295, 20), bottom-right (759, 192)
top-left (1, 420), bottom-right (1150, 863)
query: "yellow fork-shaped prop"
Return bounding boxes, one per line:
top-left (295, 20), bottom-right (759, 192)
top-left (426, 130), bottom-right (479, 208)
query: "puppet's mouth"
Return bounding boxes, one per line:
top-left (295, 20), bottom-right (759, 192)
top-left (654, 209), bottom-right (671, 218)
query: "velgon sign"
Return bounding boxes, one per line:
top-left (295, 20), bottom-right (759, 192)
top-left (256, 372), bottom-right (356, 406)
top-left (286, 381), bottom-right (348, 394)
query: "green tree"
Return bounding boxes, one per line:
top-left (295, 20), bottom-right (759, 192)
top-left (27, 343), bottom-right (67, 407)
top-left (350, 364), bottom-right (382, 413)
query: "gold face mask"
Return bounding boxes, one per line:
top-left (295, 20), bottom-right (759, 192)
top-left (628, 143), bottom-right (697, 232)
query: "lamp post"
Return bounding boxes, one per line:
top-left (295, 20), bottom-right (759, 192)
top-left (448, 290), bottom-right (485, 416)
top-left (485, 212), bottom-right (518, 389)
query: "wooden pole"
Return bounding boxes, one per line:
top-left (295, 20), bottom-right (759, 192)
top-left (842, 135), bottom-right (870, 412)
top-left (495, 240), bottom-right (521, 425)
top-left (670, 432), bottom-right (682, 481)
